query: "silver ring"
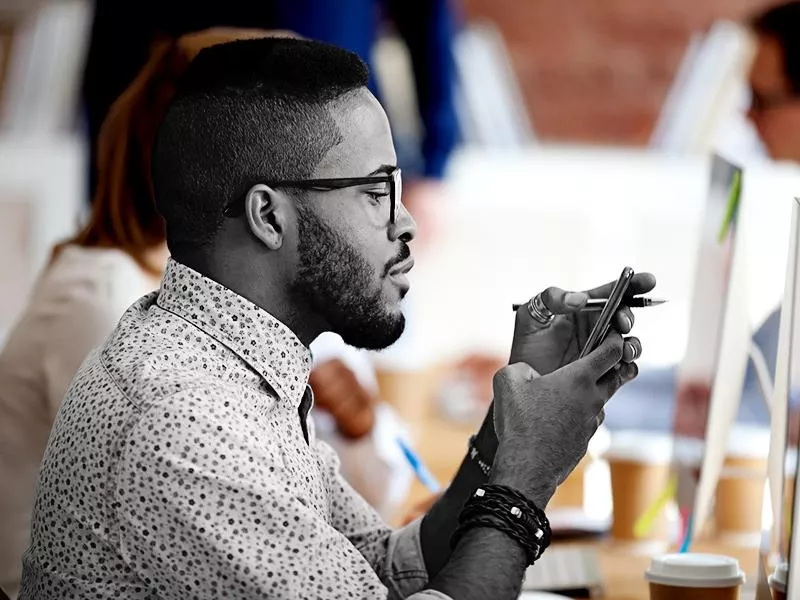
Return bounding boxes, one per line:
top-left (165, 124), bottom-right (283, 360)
top-left (527, 293), bottom-right (555, 327)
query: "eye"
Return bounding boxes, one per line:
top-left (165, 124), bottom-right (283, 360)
top-left (364, 187), bottom-right (390, 204)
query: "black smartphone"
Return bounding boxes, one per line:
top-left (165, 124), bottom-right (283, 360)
top-left (578, 267), bottom-right (635, 358)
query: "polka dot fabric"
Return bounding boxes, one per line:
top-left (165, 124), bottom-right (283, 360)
top-left (18, 259), bottom-right (448, 600)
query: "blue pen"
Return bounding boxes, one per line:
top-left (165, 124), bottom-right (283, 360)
top-left (679, 513), bottom-right (694, 553)
top-left (397, 437), bottom-right (442, 494)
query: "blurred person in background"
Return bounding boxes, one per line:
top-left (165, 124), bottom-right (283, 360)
top-left (0, 27), bottom-right (407, 600)
top-left (747, 0), bottom-right (800, 165)
top-left (605, 0), bottom-right (800, 437)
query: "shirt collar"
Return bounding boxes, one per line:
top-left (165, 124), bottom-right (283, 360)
top-left (156, 259), bottom-right (312, 408)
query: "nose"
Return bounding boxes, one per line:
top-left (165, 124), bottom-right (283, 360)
top-left (390, 201), bottom-right (417, 243)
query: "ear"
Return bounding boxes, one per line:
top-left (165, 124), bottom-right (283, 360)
top-left (244, 184), bottom-right (293, 250)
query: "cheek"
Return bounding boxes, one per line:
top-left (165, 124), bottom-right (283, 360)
top-left (759, 111), bottom-right (800, 158)
top-left (339, 220), bottom-right (388, 276)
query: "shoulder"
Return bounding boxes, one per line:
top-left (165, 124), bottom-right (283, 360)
top-left (43, 246), bottom-right (153, 315)
top-left (118, 383), bottom-right (286, 474)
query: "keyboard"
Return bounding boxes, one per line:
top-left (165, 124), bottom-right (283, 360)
top-left (521, 545), bottom-right (604, 598)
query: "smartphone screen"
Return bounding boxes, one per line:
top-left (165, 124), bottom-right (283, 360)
top-left (579, 267), bottom-right (635, 358)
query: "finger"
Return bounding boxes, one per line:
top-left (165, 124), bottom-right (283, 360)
top-left (585, 272), bottom-right (657, 299)
top-left (539, 286), bottom-right (588, 315)
top-left (596, 409), bottom-right (606, 429)
top-left (598, 361), bottom-right (639, 398)
top-left (613, 306), bottom-right (634, 334)
top-left (622, 336), bottom-right (642, 363)
top-left (574, 330), bottom-right (624, 379)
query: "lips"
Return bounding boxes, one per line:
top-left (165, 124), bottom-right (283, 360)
top-left (388, 257), bottom-right (415, 277)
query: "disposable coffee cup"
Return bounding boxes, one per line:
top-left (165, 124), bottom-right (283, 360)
top-left (768, 561), bottom-right (788, 600)
top-left (785, 449), bottom-right (797, 525)
top-left (645, 553), bottom-right (745, 600)
top-left (551, 426), bottom-right (612, 510)
top-left (604, 431), bottom-right (673, 550)
top-left (715, 425), bottom-right (770, 545)
top-left (549, 455), bottom-right (587, 509)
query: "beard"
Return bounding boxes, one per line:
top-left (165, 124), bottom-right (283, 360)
top-left (291, 205), bottom-right (406, 350)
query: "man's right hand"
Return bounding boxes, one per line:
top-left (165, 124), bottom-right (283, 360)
top-left (490, 331), bottom-right (638, 507)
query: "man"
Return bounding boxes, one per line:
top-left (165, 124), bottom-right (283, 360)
top-left (20, 38), bottom-right (650, 599)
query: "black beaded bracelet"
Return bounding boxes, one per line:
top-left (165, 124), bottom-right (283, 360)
top-left (450, 484), bottom-right (552, 566)
top-left (467, 435), bottom-right (492, 477)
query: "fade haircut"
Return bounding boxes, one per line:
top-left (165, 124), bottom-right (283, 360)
top-left (151, 37), bottom-right (369, 256)
top-left (752, 1), bottom-right (800, 92)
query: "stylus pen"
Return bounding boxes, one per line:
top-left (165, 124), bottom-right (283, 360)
top-left (511, 297), bottom-right (667, 312)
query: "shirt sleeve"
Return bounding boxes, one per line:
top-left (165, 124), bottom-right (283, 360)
top-left (115, 389), bottom-right (452, 600)
top-left (315, 440), bottom-right (439, 599)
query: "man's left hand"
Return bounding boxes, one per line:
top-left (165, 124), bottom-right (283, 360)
top-left (508, 272), bottom-right (657, 374)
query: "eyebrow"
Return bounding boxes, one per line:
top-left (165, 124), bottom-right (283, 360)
top-left (367, 164), bottom-right (396, 176)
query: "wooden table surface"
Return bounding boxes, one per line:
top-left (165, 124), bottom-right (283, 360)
top-left (383, 370), bottom-right (761, 600)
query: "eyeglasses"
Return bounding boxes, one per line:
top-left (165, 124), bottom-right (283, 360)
top-left (223, 167), bottom-right (403, 223)
top-left (749, 89), bottom-right (800, 113)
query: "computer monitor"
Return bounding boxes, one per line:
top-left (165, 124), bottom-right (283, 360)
top-left (758, 198), bottom-right (800, 599)
top-left (673, 153), bottom-right (752, 543)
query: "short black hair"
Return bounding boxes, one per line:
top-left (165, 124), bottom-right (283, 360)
top-left (152, 37), bottom-right (369, 256)
top-left (752, 1), bottom-right (800, 92)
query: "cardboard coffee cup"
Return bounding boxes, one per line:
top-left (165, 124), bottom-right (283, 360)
top-left (605, 431), bottom-right (673, 550)
top-left (714, 425), bottom-right (770, 545)
top-left (550, 454), bottom-right (588, 509)
top-left (768, 562), bottom-right (788, 600)
top-left (645, 553), bottom-right (745, 600)
top-left (785, 449), bottom-right (797, 530)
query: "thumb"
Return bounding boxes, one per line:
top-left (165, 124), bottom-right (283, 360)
top-left (539, 287), bottom-right (589, 315)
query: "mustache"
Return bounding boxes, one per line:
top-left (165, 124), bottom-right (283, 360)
top-left (383, 244), bottom-right (411, 277)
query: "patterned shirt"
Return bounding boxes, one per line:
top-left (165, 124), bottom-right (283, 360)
top-left (19, 259), bottom-right (450, 600)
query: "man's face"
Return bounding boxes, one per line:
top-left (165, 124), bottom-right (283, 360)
top-left (747, 34), bottom-right (800, 162)
top-left (289, 89), bottom-right (417, 350)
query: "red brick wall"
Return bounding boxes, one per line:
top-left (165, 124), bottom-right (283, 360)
top-left (461, 0), bottom-right (779, 144)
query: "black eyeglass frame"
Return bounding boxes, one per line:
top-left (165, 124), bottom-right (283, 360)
top-left (223, 167), bottom-right (402, 223)
top-left (749, 89), bottom-right (800, 113)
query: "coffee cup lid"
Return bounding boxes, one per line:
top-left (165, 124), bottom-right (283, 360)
top-left (604, 430), bottom-right (673, 464)
top-left (587, 425), bottom-right (611, 457)
top-left (786, 448), bottom-right (798, 475)
top-left (726, 425), bottom-right (771, 459)
top-left (644, 553), bottom-right (745, 588)
top-left (673, 436), bottom-right (705, 466)
top-left (769, 562), bottom-right (789, 591)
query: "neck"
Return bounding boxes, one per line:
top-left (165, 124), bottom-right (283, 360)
top-left (178, 252), bottom-right (325, 347)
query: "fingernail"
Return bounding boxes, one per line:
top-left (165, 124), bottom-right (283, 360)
top-left (564, 292), bottom-right (585, 308)
top-left (625, 342), bottom-right (635, 357)
top-left (623, 315), bottom-right (632, 330)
